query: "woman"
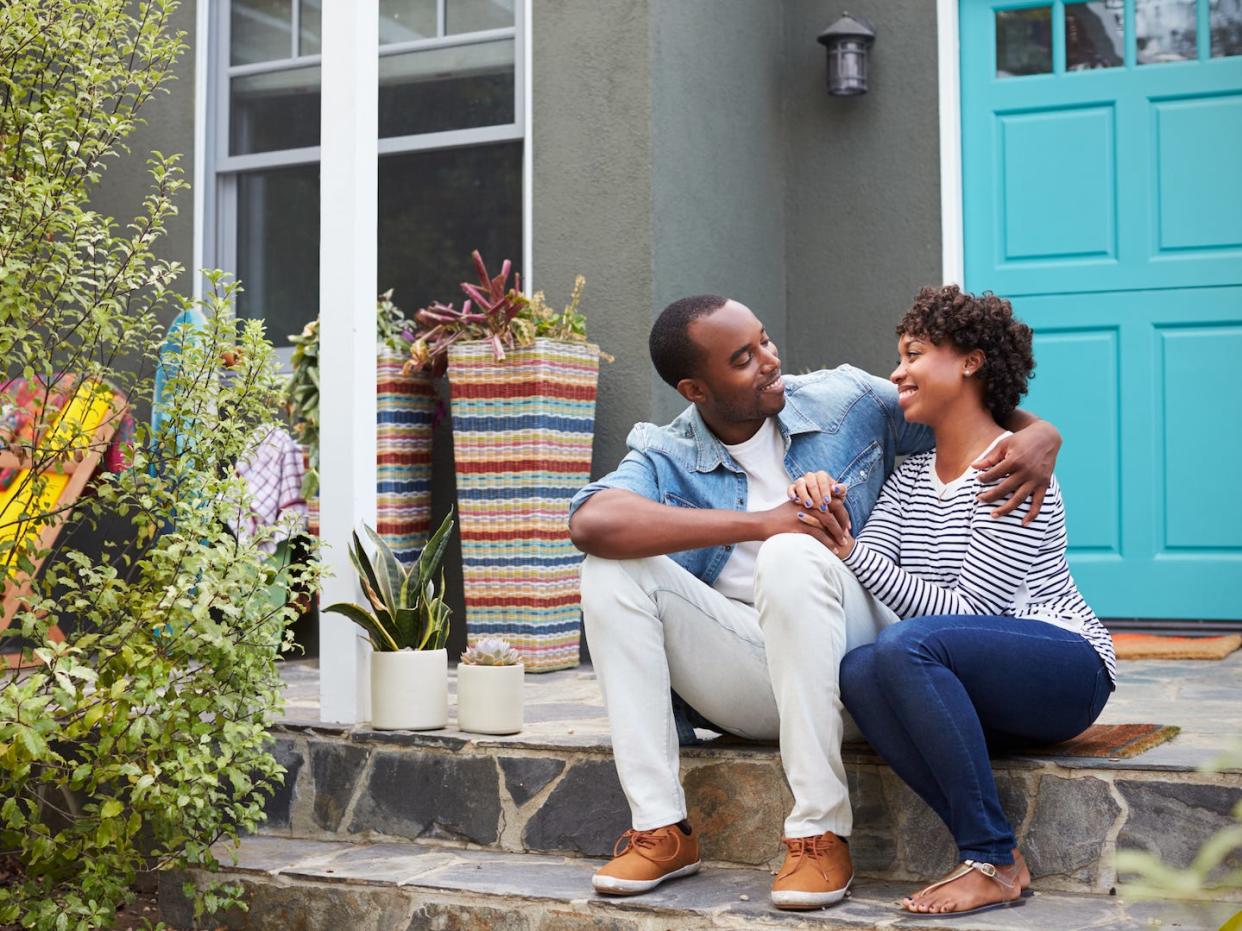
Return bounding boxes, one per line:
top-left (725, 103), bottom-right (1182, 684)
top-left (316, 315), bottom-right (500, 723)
top-left (789, 285), bottom-right (1116, 918)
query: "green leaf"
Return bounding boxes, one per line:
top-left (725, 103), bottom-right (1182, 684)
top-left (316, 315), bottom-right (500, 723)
top-left (415, 509), bottom-right (455, 593)
top-left (100, 799), bottom-right (123, 819)
top-left (348, 531), bottom-right (389, 615)
top-left (362, 524), bottom-right (402, 613)
top-left (322, 602), bottom-right (400, 652)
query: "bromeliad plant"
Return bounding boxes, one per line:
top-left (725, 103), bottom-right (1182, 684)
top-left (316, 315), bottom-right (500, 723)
top-left (404, 250), bottom-right (612, 377)
top-left (323, 509), bottom-right (455, 651)
top-left (405, 250), bottom-right (532, 376)
top-left (460, 637), bottom-right (521, 666)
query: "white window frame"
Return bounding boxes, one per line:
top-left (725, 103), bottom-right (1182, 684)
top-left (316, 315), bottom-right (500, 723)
top-left (938, 0), bottom-right (966, 288)
top-left (198, 0), bottom-right (529, 325)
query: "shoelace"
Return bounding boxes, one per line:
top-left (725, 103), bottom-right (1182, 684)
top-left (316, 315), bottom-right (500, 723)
top-left (613, 827), bottom-right (682, 864)
top-left (778, 833), bottom-right (838, 882)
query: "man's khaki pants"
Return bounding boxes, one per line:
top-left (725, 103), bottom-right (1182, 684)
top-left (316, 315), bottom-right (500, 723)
top-left (581, 533), bottom-right (897, 839)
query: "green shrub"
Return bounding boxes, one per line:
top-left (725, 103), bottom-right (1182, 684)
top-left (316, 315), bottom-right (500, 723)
top-left (0, 1), bottom-right (320, 927)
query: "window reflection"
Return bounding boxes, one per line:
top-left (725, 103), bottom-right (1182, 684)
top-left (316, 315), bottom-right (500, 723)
top-left (1137, 0), bottom-right (1198, 63)
top-left (1066, 2), bottom-right (1125, 69)
top-left (380, 0), bottom-right (437, 44)
top-left (236, 165), bottom-right (321, 345)
top-left (232, 145), bottom-right (524, 349)
top-left (231, 0), bottom-right (293, 65)
top-left (447, 0), bottom-right (515, 35)
top-left (299, 0), bottom-right (321, 56)
top-left (377, 143), bottom-right (524, 318)
top-left (1211, 0), bottom-right (1242, 56)
top-left (230, 66), bottom-right (321, 156)
top-left (379, 41), bottom-right (515, 138)
top-left (996, 7), bottom-right (1053, 77)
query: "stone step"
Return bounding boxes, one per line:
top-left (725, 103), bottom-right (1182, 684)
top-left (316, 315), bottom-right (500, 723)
top-left (261, 717), bottom-right (1242, 899)
top-left (160, 836), bottom-right (1241, 931)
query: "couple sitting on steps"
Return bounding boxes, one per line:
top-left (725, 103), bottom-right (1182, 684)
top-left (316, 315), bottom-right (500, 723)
top-left (568, 285), bottom-right (1117, 918)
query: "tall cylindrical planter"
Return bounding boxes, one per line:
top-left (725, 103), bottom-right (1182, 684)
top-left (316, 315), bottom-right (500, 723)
top-left (306, 348), bottom-right (436, 564)
top-left (447, 338), bottom-right (599, 672)
top-left (376, 348), bottom-right (437, 564)
top-left (456, 663), bottom-right (525, 735)
top-left (371, 648), bottom-right (448, 730)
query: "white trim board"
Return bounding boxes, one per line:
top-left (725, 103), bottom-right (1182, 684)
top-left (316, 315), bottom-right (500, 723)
top-left (192, 0), bottom-right (210, 301)
top-left (521, 0), bottom-right (533, 290)
top-left (937, 0), bottom-right (965, 288)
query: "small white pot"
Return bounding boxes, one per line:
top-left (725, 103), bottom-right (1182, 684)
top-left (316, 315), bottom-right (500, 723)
top-left (456, 663), bottom-right (525, 735)
top-left (370, 648), bottom-right (447, 730)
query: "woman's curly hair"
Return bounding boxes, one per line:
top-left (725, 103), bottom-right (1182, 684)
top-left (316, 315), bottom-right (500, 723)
top-left (896, 285), bottom-right (1035, 424)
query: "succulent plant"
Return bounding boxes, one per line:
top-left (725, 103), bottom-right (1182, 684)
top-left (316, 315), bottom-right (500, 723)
top-left (322, 509), bottom-right (455, 652)
top-left (460, 637), bottom-right (521, 667)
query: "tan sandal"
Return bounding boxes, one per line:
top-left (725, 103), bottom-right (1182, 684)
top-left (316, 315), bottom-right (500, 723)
top-left (899, 859), bottom-right (1027, 919)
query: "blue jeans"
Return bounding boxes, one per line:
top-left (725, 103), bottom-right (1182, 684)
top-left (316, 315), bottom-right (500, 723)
top-left (840, 615), bottom-right (1112, 864)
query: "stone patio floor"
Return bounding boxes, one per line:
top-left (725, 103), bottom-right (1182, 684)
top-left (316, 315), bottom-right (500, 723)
top-left (277, 648), bottom-right (1242, 771)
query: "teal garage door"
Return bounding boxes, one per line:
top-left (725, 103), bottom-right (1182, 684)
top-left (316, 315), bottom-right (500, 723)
top-left (961, 0), bottom-right (1242, 620)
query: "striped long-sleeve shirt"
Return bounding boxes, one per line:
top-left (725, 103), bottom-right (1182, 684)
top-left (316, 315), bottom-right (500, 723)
top-left (841, 444), bottom-right (1117, 682)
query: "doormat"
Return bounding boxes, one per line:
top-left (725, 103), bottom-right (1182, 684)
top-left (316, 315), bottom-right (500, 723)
top-left (1114, 633), bottom-right (1242, 661)
top-left (1028, 723), bottom-right (1181, 759)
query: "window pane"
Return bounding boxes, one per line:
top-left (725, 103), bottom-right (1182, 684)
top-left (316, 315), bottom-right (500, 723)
top-left (379, 40), bottom-right (515, 137)
top-left (236, 165), bottom-right (321, 346)
top-left (299, 0), bottom-right (321, 55)
top-left (1066, 2), bottom-right (1125, 69)
top-left (230, 66), bottom-right (321, 155)
top-left (1137, 0), bottom-right (1198, 63)
top-left (231, 0), bottom-right (293, 65)
top-left (1211, 0), bottom-right (1242, 56)
top-left (380, 0), bottom-right (437, 44)
top-left (378, 142), bottom-right (523, 318)
top-left (996, 7), bottom-right (1053, 77)
top-left (447, 0), bottom-right (515, 35)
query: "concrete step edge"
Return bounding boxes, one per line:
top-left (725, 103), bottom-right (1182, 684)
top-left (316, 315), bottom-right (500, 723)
top-left (160, 836), bottom-right (1242, 931)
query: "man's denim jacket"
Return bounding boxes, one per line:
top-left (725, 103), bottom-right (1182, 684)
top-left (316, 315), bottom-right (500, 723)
top-left (569, 365), bottom-right (934, 743)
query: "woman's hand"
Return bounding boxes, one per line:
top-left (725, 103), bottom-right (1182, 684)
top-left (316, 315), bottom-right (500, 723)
top-left (972, 421), bottom-right (1061, 524)
top-left (787, 471), bottom-right (852, 549)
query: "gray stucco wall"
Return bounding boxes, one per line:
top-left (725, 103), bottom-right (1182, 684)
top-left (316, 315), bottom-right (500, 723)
top-left (535, 0), bottom-right (945, 475)
top-left (531, 0), bottom-right (657, 476)
top-left (648, 0), bottom-right (788, 424)
top-left (86, 1), bottom-right (198, 307)
top-left (782, 1), bottom-right (943, 379)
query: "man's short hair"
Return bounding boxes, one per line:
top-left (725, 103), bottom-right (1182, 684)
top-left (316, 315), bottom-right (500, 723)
top-left (649, 294), bottom-right (728, 388)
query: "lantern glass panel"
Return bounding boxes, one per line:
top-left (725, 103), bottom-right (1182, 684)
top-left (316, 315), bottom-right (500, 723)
top-left (829, 41), bottom-right (868, 94)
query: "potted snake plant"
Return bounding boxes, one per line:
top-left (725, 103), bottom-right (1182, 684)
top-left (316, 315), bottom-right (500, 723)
top-left (456, 637), bottom-right (525, 735)
top-left (323, 509), bottom-right (454, 730)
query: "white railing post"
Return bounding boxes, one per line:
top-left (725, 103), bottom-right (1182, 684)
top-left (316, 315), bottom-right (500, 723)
top-left (318, 1), bottom-right (378, 724)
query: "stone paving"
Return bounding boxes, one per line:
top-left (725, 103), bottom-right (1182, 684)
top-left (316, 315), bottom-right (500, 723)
top-left (276, 650), bottom-right (1242, 771)
top-left (162, 835), bottom-right (1242, 931)
top-left (262, 653), bottom-right (1242, 897)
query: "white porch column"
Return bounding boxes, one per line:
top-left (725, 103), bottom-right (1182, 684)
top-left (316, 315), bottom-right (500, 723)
top-left (318, 1), bottom-right (378, 724)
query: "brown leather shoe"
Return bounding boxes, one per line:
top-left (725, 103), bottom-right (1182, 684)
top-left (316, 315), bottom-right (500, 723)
top-left (591, 824), bottom-right (701, 895)
top-left (771, 831), bottom-right (853, 910)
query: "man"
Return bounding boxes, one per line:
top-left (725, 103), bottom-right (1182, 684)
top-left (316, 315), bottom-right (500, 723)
top-left (568, 295), bottom-right (1061, 910)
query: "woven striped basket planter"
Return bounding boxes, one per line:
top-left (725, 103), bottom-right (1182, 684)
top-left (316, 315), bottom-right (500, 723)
top-left (305, 349), bottom-right (436, 565)
top-left (376, 348), bottom-right (437, 563)
top-left (447, 338), bottom-right (599, 672)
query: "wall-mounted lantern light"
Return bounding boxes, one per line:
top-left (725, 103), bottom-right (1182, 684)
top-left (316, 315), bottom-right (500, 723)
top-left (817, 13), bottom-right (876, 96)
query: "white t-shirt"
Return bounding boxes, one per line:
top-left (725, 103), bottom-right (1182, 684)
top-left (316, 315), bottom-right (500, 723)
top-left (712, 417), bottom-right (792, 603)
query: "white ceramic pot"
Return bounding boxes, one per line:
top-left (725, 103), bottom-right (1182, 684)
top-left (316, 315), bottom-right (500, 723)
top-left (455, 663), bottom-right (525, 735)
top-left (370, 648), bottom-right (447, 730)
